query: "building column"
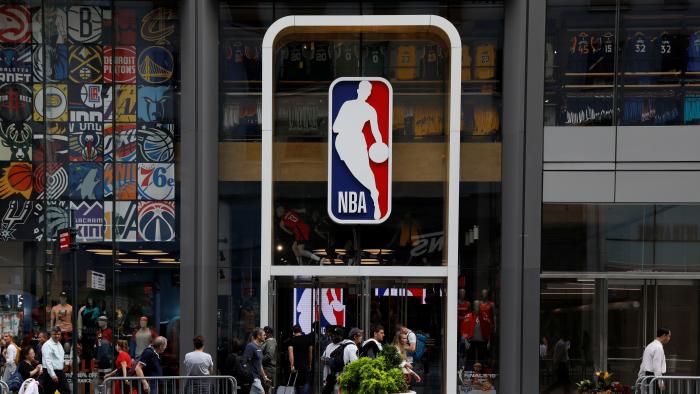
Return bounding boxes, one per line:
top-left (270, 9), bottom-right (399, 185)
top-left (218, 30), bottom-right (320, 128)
top-left (180, 0), bottom-right (219, 370)
top-left (501, 0), bottom-right (545, 392)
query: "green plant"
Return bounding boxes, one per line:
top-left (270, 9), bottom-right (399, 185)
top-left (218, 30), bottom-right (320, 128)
top-left (338, 356), bottom-right (408, 394)
top-left (379, 345), bottom-right (402, 369)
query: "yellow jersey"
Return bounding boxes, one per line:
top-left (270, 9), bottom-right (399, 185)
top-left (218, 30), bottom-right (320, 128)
top-left (462, 44), bottom-right (471, 81)
top-left (395, 45), bottom-right (417, 80)
top-left (474, 42), bottom-right (496, 80)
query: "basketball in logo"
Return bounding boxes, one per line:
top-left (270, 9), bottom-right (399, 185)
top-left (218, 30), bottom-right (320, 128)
top-left (140, 8), bottom-right (175, 46)
top-left (67, 6), bottom-right (102, 43)
top-left (0, 5), bottom-right (31, 44)
top-left (137, 46), bottom-right (173, 84)
top-left (33, 84), bottom-right (67, 121)
top-left (0, 162), bottom-right (32, 199)
top-left (137, 126), bottom-right (173, 162)
top-left (69, 44), bottom-right (102, 83)
top-left (0, 83), bottom-right (32, 122)
top-left (138, 201), bottom-right (175, 242)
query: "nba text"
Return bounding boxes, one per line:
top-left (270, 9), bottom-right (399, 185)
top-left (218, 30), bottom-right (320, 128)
top-left (337, 191), bottom-right (366, 214)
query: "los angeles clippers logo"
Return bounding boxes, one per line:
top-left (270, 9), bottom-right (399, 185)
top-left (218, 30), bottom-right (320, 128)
top-left (328, 77), bottom-right (392, 224)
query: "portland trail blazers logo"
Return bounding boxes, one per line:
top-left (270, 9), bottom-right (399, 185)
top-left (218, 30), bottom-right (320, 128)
top-left (0, 83), bottom-right (31, 122)
top-left (34, 162), bottom-right (68, 200)
top-left (0, 5), bottom-right (31, 44)
top-left (140, 8), bottom-right (175, 46)
top-left (138, 46), bottom-right (173, 84)
top-left (328, 77), bottom-right (392, 224)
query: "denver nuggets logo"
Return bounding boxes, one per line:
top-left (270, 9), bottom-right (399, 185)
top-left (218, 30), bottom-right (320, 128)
top-left (33, 84), bottom-right (67, 121)
top-left (0, 5), bottom-right (30, 44)
top-left (329, 77), bottom-right (392, 224)
top-left (67, 6), bottom-right (102, 43)
top-left (0, 83), bottom-right (31, 122)
top-left (69, 44), bottom-right (102, 83)
top-left (140, 8), bottom-right (175, 46)
top-left (138, 201), bottom-right (175, 242)
top-left (137, 46), bottom-right (173, 84)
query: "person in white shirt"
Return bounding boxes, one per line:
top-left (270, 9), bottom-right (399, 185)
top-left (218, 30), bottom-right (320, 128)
top-left (42, 326), bottom-right (70, 394)
top-left (321, 327), bottom-right (344, 394)
top-left (639, 328), bottom-right (671, 389)
top-left (2, 332), bottom-right (17, 382)
top-left (342, 328), bottom-right (363, 365)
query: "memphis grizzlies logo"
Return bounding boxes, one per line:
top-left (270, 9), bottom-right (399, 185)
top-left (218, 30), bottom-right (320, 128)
top-left (328, 77), bottom-right (392, 224)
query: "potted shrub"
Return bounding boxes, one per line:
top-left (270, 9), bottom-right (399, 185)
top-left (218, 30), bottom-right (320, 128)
top-left (337, 345), bottom-right (415, 394)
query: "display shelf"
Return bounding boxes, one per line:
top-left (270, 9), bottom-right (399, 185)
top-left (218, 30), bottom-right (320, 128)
top-left (565, 72), bottom-right (615, 77)
top-left (564, 84), bottom-right (614, 89)
top-left (623, 83), bottom-right (681, 88)
top-left (623, 71), bottom-right (683, 76)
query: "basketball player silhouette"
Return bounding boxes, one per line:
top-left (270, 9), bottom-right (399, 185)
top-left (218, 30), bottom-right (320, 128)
top-left (332, 80), bottom-right (383, 220)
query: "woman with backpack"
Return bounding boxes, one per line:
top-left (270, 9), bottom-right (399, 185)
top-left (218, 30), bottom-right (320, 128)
top-left (104, 340), bottom-right (133, 394)
top-left (2, 332), bottom-right (18, 383)
top-left (392, 332), bottom-right (421, 386)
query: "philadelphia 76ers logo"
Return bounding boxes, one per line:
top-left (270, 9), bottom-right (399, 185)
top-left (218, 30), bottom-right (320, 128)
top-left (328, 77), bottom-right (392, 224)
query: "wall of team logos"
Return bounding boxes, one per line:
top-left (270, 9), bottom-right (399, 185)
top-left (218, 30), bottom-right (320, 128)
top-left (0, 3), bottom-right (178, 243)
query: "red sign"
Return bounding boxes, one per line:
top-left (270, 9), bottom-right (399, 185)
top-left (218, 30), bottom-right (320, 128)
top-left (58, 229), bottom-right (71, 252)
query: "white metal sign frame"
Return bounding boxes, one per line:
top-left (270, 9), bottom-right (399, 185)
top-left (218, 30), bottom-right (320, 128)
top-left (260, 15), bottom-right (461, 393)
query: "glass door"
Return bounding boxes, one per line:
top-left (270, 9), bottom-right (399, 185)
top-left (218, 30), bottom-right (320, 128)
top-left (607, 280), bottom-right (646, 386)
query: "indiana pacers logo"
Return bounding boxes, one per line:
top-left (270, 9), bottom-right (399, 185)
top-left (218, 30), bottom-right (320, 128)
top-left (140, 8), bottom-right (175, 46)
top-left (138, 46), bottom-right (173, 84)
top-left (33, 84), bottom-right (68, 121)
top-left (67, 6), bottom-right (102, 43)
top-left (329, 77), bottom-right (392, 224)
top-left (0, 83), bottom-right (31, 122)
top-left (69, 44), bottom-right (102, 83)
top-left (0, 5), bottom-right (30, 44)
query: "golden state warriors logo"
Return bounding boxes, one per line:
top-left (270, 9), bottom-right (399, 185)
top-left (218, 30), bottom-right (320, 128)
top-left (140, 8), bottom-right (175, 46)
top-left (329, 77), bottom-right (392, 224)
top-left (138, 46), bottom-right (173, 84)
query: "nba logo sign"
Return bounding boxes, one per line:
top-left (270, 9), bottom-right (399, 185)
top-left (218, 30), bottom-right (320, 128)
top-left (328, 77), bottom-right (392, 224)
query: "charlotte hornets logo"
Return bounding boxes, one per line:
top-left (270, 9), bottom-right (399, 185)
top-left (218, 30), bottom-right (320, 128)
top-left (328, 77), bottom-right (392, 224)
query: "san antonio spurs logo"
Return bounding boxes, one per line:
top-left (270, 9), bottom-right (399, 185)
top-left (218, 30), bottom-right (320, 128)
top-left (138, 46), bottom-right (173, 84)
top-left (0, 200), bottom-right (34, 241)
top-left (67, 6), bottom-right (102, 43)
top-left (0, 122), bottom-right (31, 161)
top-left (140, 8), bottom-right (175, 46)
top-left (138, 201), bottom-right (175, 242)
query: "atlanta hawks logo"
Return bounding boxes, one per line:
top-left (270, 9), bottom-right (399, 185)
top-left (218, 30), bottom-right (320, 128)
top-left (0, 5), bottom-right (30, 44)
top-left (328, 77), bottom-right (392, 224)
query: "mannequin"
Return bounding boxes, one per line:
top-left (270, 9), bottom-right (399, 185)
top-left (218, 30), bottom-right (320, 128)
top-left (77, 297), bottom-right (101, 366)
top-left (457, 288), bottom-right (471, 340)
top-left (51, 291), bottom-right (73, 347)
top-left (479, 288), bottom-right (496, 332)
top-left (461, 300), bottom-right (493, 365)
top-left (132, 316), bottom-right (156, 359)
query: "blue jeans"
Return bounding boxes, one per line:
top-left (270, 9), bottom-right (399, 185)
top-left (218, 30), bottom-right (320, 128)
top-left (250, 378), bottom-right (265, 394)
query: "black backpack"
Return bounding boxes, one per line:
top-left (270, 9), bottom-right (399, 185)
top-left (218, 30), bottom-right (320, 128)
top-left (358, 340), bottom-right (379, 358)
top-left (328, 343), bottom-right (350, 375)
top-left (226, 353), bottom-right (254, 385)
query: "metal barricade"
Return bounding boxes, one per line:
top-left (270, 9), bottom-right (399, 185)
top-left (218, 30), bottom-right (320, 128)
top-left (642, 376), bottom-right (700, 394)
top-left (102, 375), bottom-right (238, 394)
top-left (0, 380), bottom-right (8, 394)
top-left (634, 375), bottom-right (657, 394)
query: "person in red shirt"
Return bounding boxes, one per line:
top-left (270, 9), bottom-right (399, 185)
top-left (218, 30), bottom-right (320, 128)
top-left (461, 300), bottom-right (493, 365)
top-left (105, 340), bottom-right (133, 394)
top-left (276, 206), bottom-right (325, 265)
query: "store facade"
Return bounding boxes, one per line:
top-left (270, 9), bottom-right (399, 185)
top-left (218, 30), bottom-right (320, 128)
top-left (2, 0), bottom-right (700, 393)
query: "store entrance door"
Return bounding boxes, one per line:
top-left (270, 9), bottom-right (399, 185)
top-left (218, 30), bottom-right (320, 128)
top-left (269, 276), bottom-right (445, 394)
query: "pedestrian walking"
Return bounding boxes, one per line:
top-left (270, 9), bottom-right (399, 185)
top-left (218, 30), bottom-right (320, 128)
top-left (42, 326), bottom-right (70, 394)
top-left (184, 336), bottom-right (214, 394)
top-left (639, 328), bottom-right (672, 391)
top-left (135, 336), bottom-right (168, 393)
top-left (244, 328), bottom-right (271, 394)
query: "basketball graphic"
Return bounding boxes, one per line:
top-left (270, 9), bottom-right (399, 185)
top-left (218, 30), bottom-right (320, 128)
top-left (0, 162), bottom-right (32, 199)
top-left (0, 5), bottom-right (31, 44)
top-left (33, 84), bottom-right (68, 121)
top-left (67, 6), bottom-right (102, 43)
top-left (80, 84), bottom-right (102, 108)
top-left (140, 8), bottom-right (175, 46)
top-left (137, 126), bottom-right (173, 162)
top-left (69, 44), bottom-right (102, 83)
top-left (137, 46), bottom-right (173, 84)
top-left (138, 201), bottom-right (175, 242)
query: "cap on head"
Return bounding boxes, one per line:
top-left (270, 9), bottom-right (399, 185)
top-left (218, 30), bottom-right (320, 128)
top-left (59, 291), bottom-right (67, 297)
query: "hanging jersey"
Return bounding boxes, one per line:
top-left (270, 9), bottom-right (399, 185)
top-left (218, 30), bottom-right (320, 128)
top-left (474, 42), bottom-right (496, 80)
top-left (363, 43), bottom-right (386, 77)
top-left (688, 31), bottom-right (700, 72)
top-left (282, 210), bottom-right (311, 242)
top-left (568, 32), bottom-right (590, 73)
top-left (311, 41), bottom-right (333, 81)
top-left (473, 105), bottom-right (499, 135)
top-left (280, 42), bottom-right (307, 80)
top-left (684, 95), bottom-right (700, 124)
top-left (588, 32), bottom-right (614, 73)
top-left (544, 42), bottom-right (554, 80)
top-left (462, 44), bottom-right (472, 81)
top-left (421, 44), bottom-right (443, 80)
top-left (334, 41), bottom-right (359, 76)
top-left (395, 45), bottom-right (417, 80)
top-left (239, 102), bottom-right (259, 132)
top-left (624, 32), bottom-right (653, 72)
top-left (656, 33), bottom-right (683, 73)
top-left (244, 44), bottom-right (262, 81)
top-left (414, 105), bottom-right (442, 137)
top-left (222, 40), bottom-right (247, 80)
top-left (393, 104), bottom-right (406, 131)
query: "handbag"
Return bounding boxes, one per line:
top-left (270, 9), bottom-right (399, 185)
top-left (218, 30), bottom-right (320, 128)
top-left (276, 371), bottom-right (298, 394)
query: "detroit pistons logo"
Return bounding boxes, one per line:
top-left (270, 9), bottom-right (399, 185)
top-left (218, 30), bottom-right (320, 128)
top-left (328, 77), bottom-right (392, 224)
